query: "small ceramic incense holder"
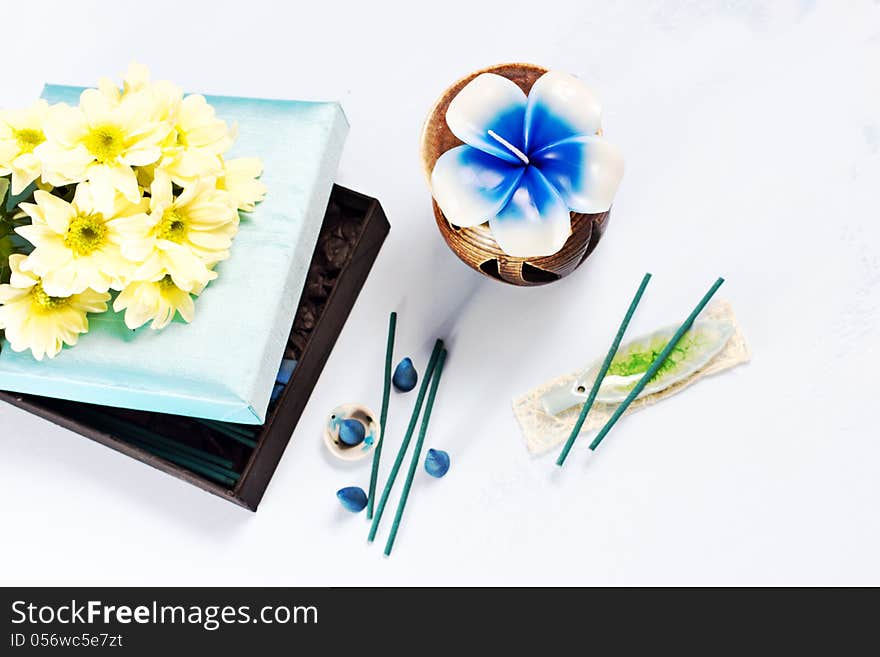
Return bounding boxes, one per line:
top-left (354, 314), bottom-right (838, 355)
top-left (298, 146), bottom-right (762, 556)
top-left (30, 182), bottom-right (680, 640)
top-left (324, 404), bottom-right (380, 461)
top-left (512, 299), bottom-right (751, 456)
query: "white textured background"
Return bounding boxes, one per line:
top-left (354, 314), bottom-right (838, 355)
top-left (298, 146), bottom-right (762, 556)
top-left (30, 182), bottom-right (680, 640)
top-left (1, 0), bottom-right (878, 586)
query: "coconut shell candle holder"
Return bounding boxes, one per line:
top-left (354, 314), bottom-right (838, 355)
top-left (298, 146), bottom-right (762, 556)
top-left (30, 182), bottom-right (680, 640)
top-left (420, 63), bottom-right (624, 286)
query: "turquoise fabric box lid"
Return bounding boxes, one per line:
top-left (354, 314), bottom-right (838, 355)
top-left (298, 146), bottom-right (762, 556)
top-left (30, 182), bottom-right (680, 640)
top-left (0, 84), bottom-right (348, 424)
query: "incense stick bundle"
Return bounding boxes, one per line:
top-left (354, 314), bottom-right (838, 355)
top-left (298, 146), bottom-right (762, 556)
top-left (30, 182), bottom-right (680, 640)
top-left (588, 277), bottom-right (726, 454)
top-left (384, 348), bottom-right (447, 556)
top-left (78, 408), bottom-right (241, 486)
top-left (368, 339), bottom-right (444, 542)
top-left (199, 418), bottom-right (258, 448)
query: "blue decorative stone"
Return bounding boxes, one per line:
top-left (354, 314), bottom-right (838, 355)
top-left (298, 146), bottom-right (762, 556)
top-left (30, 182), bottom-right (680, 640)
top-left (392, 357), bottom-right (418, 392)
top-left (276, 358), bottom-right (297, 385)
top-left (269, 383), bottom-right (285, 404)
top-left (338, 418), bottom-right (366, 446)
top-left (424, 448), bottom-right (450, 478)
top-left (337, 486), bottom-right (368, 513)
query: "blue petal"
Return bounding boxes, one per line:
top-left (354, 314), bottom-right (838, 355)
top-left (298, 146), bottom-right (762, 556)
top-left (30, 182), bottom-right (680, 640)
top-left (337, 486), bottom-right (368, 513)
top-left (446, 73), bottom-right (528, 163)
top-left (524, 71), bottom-right (602, 154)
top-left (531, 135), bottom-right (624, 214)
top-left (489, 167), bottom-right (572, 257)
top-left (432, 145), bottom-right (525, 228)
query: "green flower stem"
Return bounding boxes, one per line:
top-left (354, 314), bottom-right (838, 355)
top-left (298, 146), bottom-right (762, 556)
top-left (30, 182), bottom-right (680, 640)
top-left (384, 348), bottom-right (447, 557)
top-left (589, 277), bottom-right (725, 452)
top-left (368, 311), bottom-right (397, 519)
top-left (368, 338), bottom-right (444, 543)
top-left (557, 273), bottom-right (652, 466)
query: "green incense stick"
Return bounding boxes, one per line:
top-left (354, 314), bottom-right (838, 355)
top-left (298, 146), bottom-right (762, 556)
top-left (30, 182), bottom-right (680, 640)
top-left (126, 437), bottom-right (238, 486)
top-left (201, 419), bottom-right (255, 436)
top-left (368, 338), bottom-right (444, 542)
top-left (80, 414), bottom-right (243, 484)
top-left (199, 419), bottom-right (259, 448)
top-left (368, 311), bottom-right (397, 519)
top-left (99, 429), bottom-right (241, 483)
top-left (79, 409), bottom-right (236, 470)
top-left (588, 277), bottom-right (726, 453)
top-left (556, 273), bottom-right (652, 466)
top-left (384, 348), bottom-right (447, 556)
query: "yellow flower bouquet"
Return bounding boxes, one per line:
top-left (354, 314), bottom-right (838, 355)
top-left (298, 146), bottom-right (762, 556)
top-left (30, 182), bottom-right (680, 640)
top-left (0, 63), bottom-right (360, 500)
top-left (0, 64), bottom-right (266, 360)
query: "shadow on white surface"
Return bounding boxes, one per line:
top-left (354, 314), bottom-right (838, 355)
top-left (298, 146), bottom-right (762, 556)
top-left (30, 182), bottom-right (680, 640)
top-left (2, 406), bottom-right (252, 539)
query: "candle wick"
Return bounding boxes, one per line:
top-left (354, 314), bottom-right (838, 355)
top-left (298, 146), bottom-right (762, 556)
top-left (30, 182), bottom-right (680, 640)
top-left (487, 130), bottom-right (529, 165)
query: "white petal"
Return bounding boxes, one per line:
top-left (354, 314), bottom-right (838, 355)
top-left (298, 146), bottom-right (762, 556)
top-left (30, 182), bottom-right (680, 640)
top-left (133, 252), bottom-right (165, 282)
top-left (72, 181), bottom-right (96, 212)
top-left (97, 77), bottom-right (121, 103)
top-left (524, 71), bottom-right (602, 153)
top-left (123, 146), bottom-right (161, 167)
top-left (489, 167), bottom-right (572, 258)
top-left (106, 163), bottom-right (140, 202)
top-left (74, 289), bottom-right (110, 314)
top-left (166, 148), bottom-right (222, 181)
top-left (85, 165), bottom-right (118, 215)
top-left (160, 242), bottom-right (214, 291)
top-left (531, 135), bottom-right (624, 213)
top-left (7, 254), bottom-right (37, 288)
top-left (28, 191), bottom-right (75, 233)
top-left (174, 291), bottom-right (195, 323)
top-left (42, 103), bottom-right (88, 146)
top-left (9, 153), bottom-right (41, 195)
top-left (79, 88), bottom-right (115, 126)
top-left (224, 156), bottom-right (262, 178)
top-left (35, 141), bottom-right (92, 185)
top-left (124, 301), bottom-right (155, 330)
top-left (445, 73), bottom-right (528, 164)
top-left (431, 145), bottom-right (525, 228)
top-left (188, 229), bottom-right (233, 250)
top-left (0, 142), bottom-right (16, 165)
top-left (0, 285), bottom-right (29, 304)
top-left (123, 63), bottom-right (151, 93)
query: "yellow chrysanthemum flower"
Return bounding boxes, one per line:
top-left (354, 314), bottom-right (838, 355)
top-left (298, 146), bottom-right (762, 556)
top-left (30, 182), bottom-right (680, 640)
top-left (113, 275), bottom-right (198, 330)
top-left (218, 157), bottom-right (267, 212)
top-left (113, 178), bottom-right (237, 292)
top-left (0, 254), bottom-right (109, 360)
top-left (157, 94), bottom-right (233, 185)
top-left (16, 184), bottom-right (148, 296)
top-left (98, 63), bottom-right (183, 126)
top-left (0, 99), bottom-right (50, 195)
top-left (36, 88), bottom-right (169, 213)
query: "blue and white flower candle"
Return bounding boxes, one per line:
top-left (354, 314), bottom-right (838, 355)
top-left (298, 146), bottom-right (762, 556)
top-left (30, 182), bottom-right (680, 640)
top-left (421, 63), bottom-right (624, 285)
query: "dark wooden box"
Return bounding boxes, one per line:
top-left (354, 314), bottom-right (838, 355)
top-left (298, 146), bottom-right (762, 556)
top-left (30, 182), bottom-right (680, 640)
top-left (0, 185), bottom-right (389, 510)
